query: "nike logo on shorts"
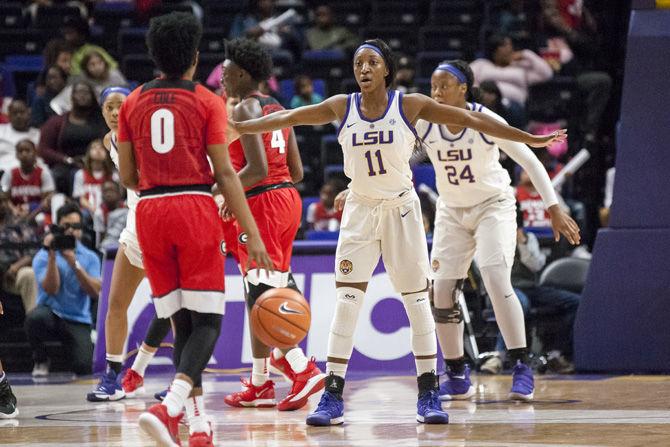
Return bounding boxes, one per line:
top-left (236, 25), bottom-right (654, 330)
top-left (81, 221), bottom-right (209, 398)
top-left (401, 210), bottom-right (411, 218)
top-left (504, 293), bottom-right (514, 298)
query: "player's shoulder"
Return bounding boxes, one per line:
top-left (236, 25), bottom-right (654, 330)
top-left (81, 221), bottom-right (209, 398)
top-left (470, 102), bottom-right (507, 124)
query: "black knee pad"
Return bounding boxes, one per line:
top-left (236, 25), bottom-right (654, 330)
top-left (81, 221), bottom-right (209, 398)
top-left (431, 279), bottom-right (465, 324)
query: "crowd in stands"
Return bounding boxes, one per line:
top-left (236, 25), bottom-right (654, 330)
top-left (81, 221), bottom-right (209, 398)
top-left (0, 0), bottom-right (625, 376)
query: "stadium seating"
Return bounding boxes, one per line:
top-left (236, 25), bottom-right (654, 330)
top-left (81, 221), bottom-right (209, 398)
top-left (0, 2), bottom-right (25, 29)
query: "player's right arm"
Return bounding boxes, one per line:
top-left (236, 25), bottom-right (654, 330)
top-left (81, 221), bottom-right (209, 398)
top-left (233, 95), bottom-right (348, 134)
top-left (234, 98), bottom-right (269, 188)
top-left (286, 129), bottom-right (303, 183)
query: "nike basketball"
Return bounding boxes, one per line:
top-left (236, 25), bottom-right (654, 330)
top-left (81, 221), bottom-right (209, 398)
top-left (250, 288), bottom-right (311, 349)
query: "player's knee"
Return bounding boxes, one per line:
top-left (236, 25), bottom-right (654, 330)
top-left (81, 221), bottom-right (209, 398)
top-left (402, 292), bottom-right (435, 336)
top-left (431, 279), bottom-right (465, 324)
top-left (330, 287), bottom-right (364, 337)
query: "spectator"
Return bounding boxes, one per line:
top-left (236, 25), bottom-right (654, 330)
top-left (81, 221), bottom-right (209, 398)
top-left (25, 202), bottom-right (101, 377)
top-left (38, 81), bottom-right (107, 195)
top-left (229, 0), bottom-right (300, 61)
top-left (0, 197), bottom-right (39, 315)
top-left (483, 226), bottom-right (580, 374)
top-left (60, 15), bottom-right (118, 77)
top-left (305, 4), bottom-right (358, 53)
top-left (72, 139), bottom-right (116, 217)
top-left (93, 180), bottom-right (127, 249)
top-left (470, 34), bottom-right (553, 105)
top-left (35, 39), bottom-right (73, 99)
top-left (540, 0), bottom-right (612, 147)
top-left (0, 100), bottom-right (41, 175)
top-left (31, 65), bottom-right (68, 128)
top-left (395, 55), bottom-right (418, 94)
top-left (64, 51), bottom-right (128, 108)
top-left (1, 139), bottom-right (54, 220)
top-left (290, 75), bottom-right (324, 108)
top-left (306, 178), bottom-right (346, 231)
top-left (516, 169), bottom-right (552, 229)
top-left (478, 80), bottom-right (526, 129)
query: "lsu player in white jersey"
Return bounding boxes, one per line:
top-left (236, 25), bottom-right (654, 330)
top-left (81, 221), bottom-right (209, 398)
top-left (87, 87), bottom-right (172, 403)
top-left (414, 60), bottom-right (580, 402)
top-left (231, 39), bottom-right (567, 426)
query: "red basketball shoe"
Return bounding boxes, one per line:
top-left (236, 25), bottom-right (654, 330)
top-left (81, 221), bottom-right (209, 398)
top-left (278, 358), bottom-right (326, 411)
top-left (122, 369), bottom-right (145, 398)
top-left (224, 378), bottom-right (276, 408)
top-left (188, 422), bottom-right (214, 447)
top-left (138, 403), bottom-right (183, 446)
top-left (269, 351), bottom-right (295, 382)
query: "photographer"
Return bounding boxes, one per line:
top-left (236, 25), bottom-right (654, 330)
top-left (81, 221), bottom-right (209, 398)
top-left (25, 202), bottom-right (101, 377)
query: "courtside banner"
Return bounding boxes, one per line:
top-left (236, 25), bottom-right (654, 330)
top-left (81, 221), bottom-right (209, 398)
top-left (93, 243), bottom-right (418, 373)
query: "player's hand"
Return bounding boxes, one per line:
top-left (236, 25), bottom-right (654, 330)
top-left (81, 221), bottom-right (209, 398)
top-left (245, 234), bottom-right (275, 275)
top-left (528, 129), bottom-right (567, 148)
top-left (61, 249), bottom-right (77, 268)
top-left (548, 205), bottom-right (581, 245)
top-left (334, 189), bottom-right (349, 211)
top-left (215, 194), bottom-right (234, 221)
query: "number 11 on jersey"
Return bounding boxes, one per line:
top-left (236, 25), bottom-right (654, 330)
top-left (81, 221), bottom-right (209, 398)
top-left (365, 149), bottom-right (387, 176)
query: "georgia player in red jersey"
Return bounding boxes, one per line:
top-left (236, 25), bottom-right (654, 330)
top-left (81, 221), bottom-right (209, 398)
top-left (116, 13), bottom-right (272, 447)
top-left (219, 39), bottom-right (325, 411)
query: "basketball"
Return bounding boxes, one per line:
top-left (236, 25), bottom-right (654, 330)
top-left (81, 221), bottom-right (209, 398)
top-left (250, 288), bottom-right (311, 349)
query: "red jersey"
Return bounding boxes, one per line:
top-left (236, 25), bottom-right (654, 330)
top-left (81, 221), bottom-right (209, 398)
top-left (228, 93), bottom-right (291, 191)
top-left (307, 201), bottom-right (342, 231)
top-left (557, 0), bottom-right (583, 30)
top-left (7, 166), bottom-right (45, 205)
top-left (516, 185), bottom-right (551, 228)
top-left (117, 79), bottom-right (227, 191)
top-left (82, 170), bottom-right (111, 212)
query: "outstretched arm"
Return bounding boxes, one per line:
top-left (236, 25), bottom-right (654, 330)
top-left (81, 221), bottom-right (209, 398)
top-left (233, 95), bottom-right (347, 134)
top-left (404, 94), bottom-right (566, 148)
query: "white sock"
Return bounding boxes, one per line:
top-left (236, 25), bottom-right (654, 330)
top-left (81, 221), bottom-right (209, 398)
top-left (105, 353), bottom-right (124, 364)
top-left (272, 347), bottom-right (284, 359)
top-left (326, 361), bottom-right (348, 378)
top-left (185, 394), bottom-right (209, 435)
top-left (130, 346), bottom-right (154, 376)
top-left (284, 348), bottom-right (309, 374)
top-left (163, 378), bottom-right (192, 417)
top-left (251, 357), bottom-right (269, 386)
top-left (415, 359), bottom-right (436, 376)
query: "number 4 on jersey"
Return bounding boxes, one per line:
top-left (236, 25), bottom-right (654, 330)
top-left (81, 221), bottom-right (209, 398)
top-left (271, 130), bottom-right (286, 153)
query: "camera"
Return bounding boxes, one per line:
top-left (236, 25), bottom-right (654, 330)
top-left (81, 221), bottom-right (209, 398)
top-left (48, 224), bottom-right (76, 251)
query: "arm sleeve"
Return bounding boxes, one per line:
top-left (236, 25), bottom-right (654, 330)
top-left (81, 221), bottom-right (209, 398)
top-left (41, 167), bottom-right (55, 193)
top-left (517, 232), bottom-right (547, 273)
top-left (71, 170), bottom-right (84, 198)
top-left (205, 94), bottom-right (228, 146)
top-left (493, 137), bottom-right (559, 208)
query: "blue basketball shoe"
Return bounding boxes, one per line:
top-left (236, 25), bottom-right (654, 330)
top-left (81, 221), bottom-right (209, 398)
top-left (509, 362), bottom-right (534, 401)
top-left (154, 388), bottom-right (168, 401)
top-left (417, 372), bottom-right (449, 424)
top-left (306, 391), bottom-right (344, 426)
top-left (87, 369), bottom-right (125, 402)
top-left (439, 365), bottom-right (475, 401)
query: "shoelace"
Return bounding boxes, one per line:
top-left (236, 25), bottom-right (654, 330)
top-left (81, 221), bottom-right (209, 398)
top-left (315, 392), bottom-right (340, 414)
top-left (419, 390), bottom-right (442, 412)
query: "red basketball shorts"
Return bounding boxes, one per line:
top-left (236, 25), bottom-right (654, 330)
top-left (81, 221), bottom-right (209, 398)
top-left (136, 193), bottom-right (226, 318)
top-left (235, 186), bottom-right (301, 275)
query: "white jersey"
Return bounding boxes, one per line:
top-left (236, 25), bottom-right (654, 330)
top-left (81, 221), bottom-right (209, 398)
top-left (109, 131), bottom-right (139, 211)
top-left (337, 90), bottom-right (418, 200)
top-left (416, 103), bottom-right (513, 208)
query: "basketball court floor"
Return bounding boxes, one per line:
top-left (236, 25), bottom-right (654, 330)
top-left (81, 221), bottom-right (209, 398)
top-left (2, 372), bottom-right (669, 446)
